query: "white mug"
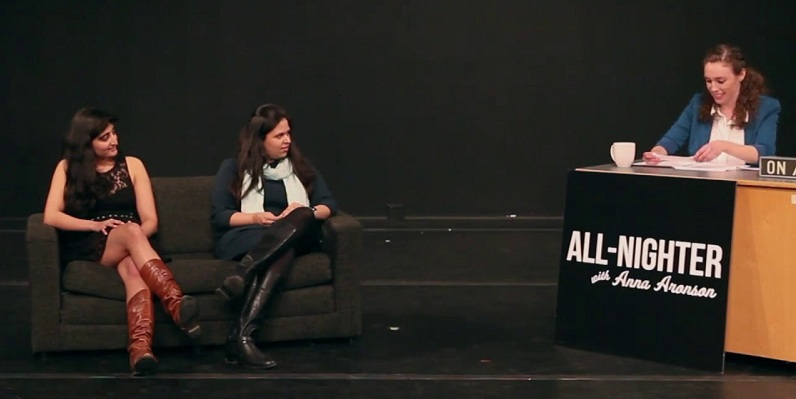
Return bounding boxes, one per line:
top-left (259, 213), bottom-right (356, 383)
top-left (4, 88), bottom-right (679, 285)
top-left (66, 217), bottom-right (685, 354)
top-left (610, 142), bottom-right (636, 168)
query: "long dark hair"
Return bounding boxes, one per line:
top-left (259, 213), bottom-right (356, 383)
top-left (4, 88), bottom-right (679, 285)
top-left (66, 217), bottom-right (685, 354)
top-left (230, 104), bottom-right (315, 202)
top-left (699, 44), bottom-right (768, 129)
top-left (62, 108), bottom-right (119, 215)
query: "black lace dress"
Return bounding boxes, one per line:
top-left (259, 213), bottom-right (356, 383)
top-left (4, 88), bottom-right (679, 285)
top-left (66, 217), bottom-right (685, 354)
top-left (59, 156), bottom-right (152, 264)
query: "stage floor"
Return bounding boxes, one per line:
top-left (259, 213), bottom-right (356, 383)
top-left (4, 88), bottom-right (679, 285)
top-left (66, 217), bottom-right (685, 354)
top-left (1, 228), bottom-right (794, 398)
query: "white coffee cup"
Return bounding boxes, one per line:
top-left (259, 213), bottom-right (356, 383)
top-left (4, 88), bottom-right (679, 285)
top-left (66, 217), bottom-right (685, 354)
top-left (610, 142), bottom-right (636, 168)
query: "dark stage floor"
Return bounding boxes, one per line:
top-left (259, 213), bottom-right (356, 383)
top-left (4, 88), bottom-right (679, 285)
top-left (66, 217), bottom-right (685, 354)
top-left (1, 227), bottom-right (795, 398)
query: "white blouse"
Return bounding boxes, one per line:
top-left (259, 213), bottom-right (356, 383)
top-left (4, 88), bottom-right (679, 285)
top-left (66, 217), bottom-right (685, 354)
top-left (708, 107), bottom-right (746, 166)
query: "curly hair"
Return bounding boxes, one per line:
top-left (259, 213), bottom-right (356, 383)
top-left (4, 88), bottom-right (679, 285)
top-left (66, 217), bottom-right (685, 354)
top-left (699, 44), bottom-right (768, 129)
top-left (230, 104), bottom-right (316, 202)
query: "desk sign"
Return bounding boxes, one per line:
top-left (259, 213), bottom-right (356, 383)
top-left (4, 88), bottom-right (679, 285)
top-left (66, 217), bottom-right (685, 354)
top-left (759, 156), bottom-right (796, 179)
top-left (555, 171), bottom-right (736, 371)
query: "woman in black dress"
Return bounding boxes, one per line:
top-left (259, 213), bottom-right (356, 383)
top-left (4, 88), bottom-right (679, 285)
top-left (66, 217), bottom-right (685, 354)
top-left (43, 108), bottom-right (201, 376)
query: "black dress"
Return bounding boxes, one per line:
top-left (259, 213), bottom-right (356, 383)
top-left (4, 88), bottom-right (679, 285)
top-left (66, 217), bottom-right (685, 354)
top-left (59, 156), bottom-right (147, 265)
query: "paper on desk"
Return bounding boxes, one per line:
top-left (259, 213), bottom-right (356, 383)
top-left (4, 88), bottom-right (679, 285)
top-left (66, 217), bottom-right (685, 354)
top-left (736, 165), bottom-right (760, 171)
top-left (650, 155), bottom-right (696, 166)
top-left (671, 164), bottom-right (739, 171)
top-left (632, 155), bottom-right (739, 171)
top-left (632, 155), bottom-right (692, 167)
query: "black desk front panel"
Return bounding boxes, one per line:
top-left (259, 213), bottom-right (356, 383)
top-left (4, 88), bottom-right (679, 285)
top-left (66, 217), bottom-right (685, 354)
top-left (554, 170), bottom-right (736, 371)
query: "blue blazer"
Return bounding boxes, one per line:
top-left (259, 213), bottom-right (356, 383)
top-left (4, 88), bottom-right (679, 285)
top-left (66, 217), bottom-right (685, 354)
top-left (656, 94), bottom-right (780, 157)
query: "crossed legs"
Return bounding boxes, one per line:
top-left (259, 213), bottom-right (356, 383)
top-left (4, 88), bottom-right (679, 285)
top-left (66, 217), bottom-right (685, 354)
top-left (99, 223), bottom-right (200, 375)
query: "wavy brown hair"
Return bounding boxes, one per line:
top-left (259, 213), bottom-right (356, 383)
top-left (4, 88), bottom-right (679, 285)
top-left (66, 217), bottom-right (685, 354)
top-left (230, 104), bottom-right (316, 202)
top-left (61, 108), bottom-right (119, 216)
top-left (699, 44), bottom-right (768, 129)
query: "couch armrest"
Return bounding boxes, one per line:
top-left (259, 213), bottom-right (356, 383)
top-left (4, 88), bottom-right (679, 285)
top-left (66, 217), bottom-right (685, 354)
top-left (26, 213), bottom-right (63, 353)
top-left (321, 212), bottom-right (363, 315)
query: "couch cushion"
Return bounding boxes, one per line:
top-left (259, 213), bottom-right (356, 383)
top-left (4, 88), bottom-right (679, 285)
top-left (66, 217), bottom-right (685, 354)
top-left (281, 253), bottom-right (333, 291)
top-left (61, 285), bottom-right (335, 324)
top-left (62, 253), bottom-right (333, 300)
top-left (150, 176), bottom-right (216, 254)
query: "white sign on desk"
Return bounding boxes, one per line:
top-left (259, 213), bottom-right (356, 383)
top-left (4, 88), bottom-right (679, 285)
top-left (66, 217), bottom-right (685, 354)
top-left (565, 231), bottom-right (723, 299)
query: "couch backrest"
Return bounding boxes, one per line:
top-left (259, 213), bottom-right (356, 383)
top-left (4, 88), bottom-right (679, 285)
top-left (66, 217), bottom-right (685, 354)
top-left (151, 176), bottom-right (216, 254)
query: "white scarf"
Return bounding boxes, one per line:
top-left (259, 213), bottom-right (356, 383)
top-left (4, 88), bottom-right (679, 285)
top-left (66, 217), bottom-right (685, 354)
top-left (240, 158), bottom-right (309, 213)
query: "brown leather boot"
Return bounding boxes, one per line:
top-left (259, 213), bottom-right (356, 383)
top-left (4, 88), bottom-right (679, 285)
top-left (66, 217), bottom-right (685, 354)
top-left (139, 259), bottom-right (201, 340)
top-left (127, 289), bottom-right (157, 376)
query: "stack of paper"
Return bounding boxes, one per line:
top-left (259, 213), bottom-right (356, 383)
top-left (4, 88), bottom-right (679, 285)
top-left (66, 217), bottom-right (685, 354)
top-left (632, 155), bottom-right (740, 171)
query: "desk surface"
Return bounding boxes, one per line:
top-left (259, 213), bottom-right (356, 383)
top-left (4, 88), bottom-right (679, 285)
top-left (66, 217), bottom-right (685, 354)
top-left (576, 164), bottom-right (796, 189)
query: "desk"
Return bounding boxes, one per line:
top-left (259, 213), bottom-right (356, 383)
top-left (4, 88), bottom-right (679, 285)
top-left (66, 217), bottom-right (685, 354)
top-left (727, 179), bottom-right (796, 361)
top-left (555, 164), bottom-right (796, 370)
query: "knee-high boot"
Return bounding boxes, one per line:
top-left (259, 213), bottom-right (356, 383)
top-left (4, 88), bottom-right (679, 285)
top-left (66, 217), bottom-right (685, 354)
top-left (217, 207), bottom-right (314, 301)
top-left (225, 247), bottom-right (296, 369)
top-left (139, 259), bottom-right (201, 340)
top-left (127, 289), bottom-right (157, 376)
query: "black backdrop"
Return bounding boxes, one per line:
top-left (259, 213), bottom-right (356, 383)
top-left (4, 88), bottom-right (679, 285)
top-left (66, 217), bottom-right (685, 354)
top-left (2, 1), bottom-right (794, 218)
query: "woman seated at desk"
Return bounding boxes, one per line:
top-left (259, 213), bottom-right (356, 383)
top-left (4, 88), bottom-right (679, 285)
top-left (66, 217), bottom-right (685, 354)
top-left (643, 44), bottom-right (780, 165)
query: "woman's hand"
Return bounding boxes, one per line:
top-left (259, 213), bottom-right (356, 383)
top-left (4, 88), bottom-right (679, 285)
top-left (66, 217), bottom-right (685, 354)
top-left (94, 219), bottom-right (125, 235)
top-left (278, 203), bottom-right (308, 219)
top-left (642, 152), bottom-right (662, 165)
top-left (252, 212), bottom-right (280, 226)
top-left (642, 146), bottom-right (667, 165)
top-left (694, 141), bottom-right (726, 163)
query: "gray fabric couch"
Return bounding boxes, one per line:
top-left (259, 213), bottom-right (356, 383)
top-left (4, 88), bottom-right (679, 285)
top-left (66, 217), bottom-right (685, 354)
top-left (26, 176), bottom-right (362, 353)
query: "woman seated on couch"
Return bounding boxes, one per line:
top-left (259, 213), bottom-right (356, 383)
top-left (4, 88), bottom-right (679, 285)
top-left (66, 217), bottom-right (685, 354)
top-left (210, 103), bottom-right (338, 369)
top-left (42, 108), bottom-right (200, 376)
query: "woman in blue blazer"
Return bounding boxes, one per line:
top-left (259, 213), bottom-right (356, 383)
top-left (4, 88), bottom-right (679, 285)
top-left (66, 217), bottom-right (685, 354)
top-left (644, 44), bottom-right (780, 165)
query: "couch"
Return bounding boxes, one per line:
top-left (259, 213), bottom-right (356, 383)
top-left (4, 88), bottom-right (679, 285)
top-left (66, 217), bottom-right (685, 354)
top-left (26, 176), bottom-right (363, 353)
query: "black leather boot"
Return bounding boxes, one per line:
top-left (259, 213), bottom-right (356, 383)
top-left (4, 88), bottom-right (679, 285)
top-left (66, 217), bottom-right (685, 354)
top-left (224, 250), bottom-right (295, 369)
top-left (225, 326), bottom-right (277, 368)
top-left (217, 207), bottom-right (314, 301)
